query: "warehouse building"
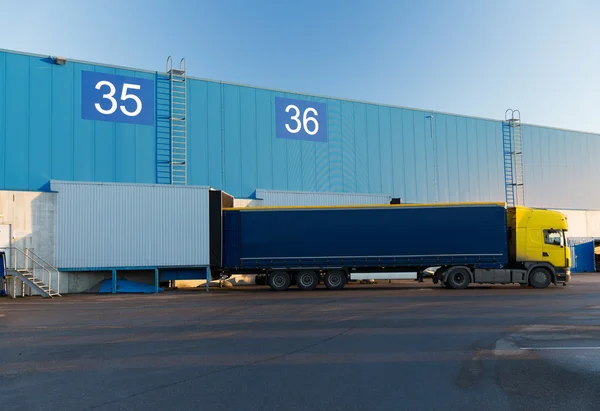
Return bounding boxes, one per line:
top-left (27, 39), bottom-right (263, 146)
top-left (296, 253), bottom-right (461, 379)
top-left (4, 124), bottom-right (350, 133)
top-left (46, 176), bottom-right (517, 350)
top-left (0, 48), bottom-right (599, 296)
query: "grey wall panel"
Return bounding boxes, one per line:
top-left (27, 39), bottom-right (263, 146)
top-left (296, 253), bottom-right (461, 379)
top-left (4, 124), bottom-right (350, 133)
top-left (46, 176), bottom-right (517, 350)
top-left (254, 189), bottom-right (392, 207)
top-left (51, 181), bottom-right (210, 270)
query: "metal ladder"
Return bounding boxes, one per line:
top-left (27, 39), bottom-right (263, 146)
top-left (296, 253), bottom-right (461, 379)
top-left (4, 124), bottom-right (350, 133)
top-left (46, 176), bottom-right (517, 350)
top-left (503, 109), bottom-right (525, 207)
top-left (167, 57), bottom-right (187, 185)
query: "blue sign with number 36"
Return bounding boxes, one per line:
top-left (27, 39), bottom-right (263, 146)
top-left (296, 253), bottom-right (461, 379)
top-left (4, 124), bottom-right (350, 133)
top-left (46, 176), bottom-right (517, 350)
top-left (81, 71), bottom-right (154, 125)
top-left (275, 97), bottom-right (328, 143)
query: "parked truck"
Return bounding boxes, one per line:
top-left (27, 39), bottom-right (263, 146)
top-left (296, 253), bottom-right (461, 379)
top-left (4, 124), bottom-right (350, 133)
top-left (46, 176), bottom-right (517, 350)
top-left (213, 202), bottom-right (571, 291)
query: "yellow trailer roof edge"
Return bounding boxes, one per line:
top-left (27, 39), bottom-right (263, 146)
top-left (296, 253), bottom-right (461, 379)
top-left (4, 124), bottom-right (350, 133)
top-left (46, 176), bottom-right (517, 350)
top-left (223, 201), bottom-right (507, 211)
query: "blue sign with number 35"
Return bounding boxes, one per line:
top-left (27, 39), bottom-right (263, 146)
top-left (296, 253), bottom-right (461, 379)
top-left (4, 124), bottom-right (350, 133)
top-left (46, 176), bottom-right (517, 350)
top-left (275, 97), bottom-right (328, 143)
top-left (81, 71), bottom-right (154, 126)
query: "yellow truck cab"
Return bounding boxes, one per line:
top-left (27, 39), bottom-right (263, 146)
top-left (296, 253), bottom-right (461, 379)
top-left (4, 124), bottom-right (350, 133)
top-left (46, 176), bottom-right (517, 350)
top-left (507, 206), bottom-right (571, 286)
top-left (433, 204), bottom-right (571, 290)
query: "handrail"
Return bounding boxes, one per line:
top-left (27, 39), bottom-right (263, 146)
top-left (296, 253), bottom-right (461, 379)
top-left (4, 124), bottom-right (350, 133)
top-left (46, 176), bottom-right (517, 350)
top-left (10, 247), bottom-right (50, 275)
top-left (25, 248), bottom-right (60, 293)
top-left (25, 248), bottom-right (57, 272)
top-left (7, 247), bottom-right (56, 294)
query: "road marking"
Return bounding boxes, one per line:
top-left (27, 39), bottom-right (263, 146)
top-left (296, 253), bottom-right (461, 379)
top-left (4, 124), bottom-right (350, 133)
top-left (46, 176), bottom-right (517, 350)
top-left (520, 347), bottom-right (600, 350)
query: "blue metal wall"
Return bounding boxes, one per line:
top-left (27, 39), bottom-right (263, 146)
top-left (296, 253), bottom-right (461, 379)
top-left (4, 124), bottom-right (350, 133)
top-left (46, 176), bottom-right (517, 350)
top-left (186, 82), bottom-right (505, 204)
top-left (568, 239), bottom-right (596, 273)
top-left (0, 50), bottom-right (156, 191)
top-left (1, 48), bottom-right (600, 209)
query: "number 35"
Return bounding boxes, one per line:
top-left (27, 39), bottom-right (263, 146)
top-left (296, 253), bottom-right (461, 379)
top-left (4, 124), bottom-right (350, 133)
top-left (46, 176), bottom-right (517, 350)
top-left (285, 104), bottom-right (319, 136)
top-left (94, 80), bottom-right (143, 117)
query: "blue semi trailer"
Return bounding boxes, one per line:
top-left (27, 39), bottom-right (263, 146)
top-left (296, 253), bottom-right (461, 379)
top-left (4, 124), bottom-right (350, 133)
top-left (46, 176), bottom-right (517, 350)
top-left (211, 201), bottom-right (571, 291)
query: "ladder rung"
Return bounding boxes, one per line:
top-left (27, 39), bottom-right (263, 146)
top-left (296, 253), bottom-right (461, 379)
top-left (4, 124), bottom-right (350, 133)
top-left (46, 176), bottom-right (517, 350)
top-left (168, 67), bottom-right (188, 187)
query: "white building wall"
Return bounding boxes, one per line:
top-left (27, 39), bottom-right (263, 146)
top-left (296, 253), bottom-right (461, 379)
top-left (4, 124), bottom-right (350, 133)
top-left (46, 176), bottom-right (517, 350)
top-left (233, 199), bottom-right (263, 208)
top-left (583, 212), bottom-right (600, 238)
top-left (0, 190), bottom-right (69, 295)
top-left (555, 209), bottom-right (600, 239)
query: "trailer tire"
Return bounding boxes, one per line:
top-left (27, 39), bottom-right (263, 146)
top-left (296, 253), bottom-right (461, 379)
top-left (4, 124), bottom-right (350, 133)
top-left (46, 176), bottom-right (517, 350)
top-left (324, 270), bottom-right (346, 290)
top-left (268, 271), bottom-right (291, 291)
top-left (446, 268), bottom-right (471, 289)
top-left (529, 267), bottom-right (552, 289)
top-left (295, 271), bottom-right (319, 291)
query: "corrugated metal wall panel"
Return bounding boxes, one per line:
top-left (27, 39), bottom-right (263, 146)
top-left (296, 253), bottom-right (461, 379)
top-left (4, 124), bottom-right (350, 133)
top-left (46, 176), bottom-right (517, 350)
top-left (0, 51), bottom-right (5, 189)
top-left (186, 83), bottom-right (509, 204)
top-left (254, 189), bottom-right (392, 207)
top-left (3, 49), bottom-right (600, 210)
top-left (522, 125), bottom-right (600, 209)
top-left (51, 181), bottom-right (210, 269)
top-left (0, 50), bottom-right (156, 191)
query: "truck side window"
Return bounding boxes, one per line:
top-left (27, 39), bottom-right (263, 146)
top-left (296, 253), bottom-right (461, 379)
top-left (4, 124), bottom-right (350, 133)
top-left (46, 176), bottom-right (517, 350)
top-left (543, 230), bottom-right (563, 246)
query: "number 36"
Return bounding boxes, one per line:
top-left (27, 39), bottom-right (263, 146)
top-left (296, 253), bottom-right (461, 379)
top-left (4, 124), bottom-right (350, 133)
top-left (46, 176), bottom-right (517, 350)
top-left (94, 80), bottom-right (143, 117)
top-left (285, 104), bottom-right (319, 136)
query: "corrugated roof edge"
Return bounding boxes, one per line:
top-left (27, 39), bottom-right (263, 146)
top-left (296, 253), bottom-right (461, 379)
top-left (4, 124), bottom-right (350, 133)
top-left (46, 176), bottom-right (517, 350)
top-left (225, 202), bottom-right (507, 211)
top-left (49, 180), bottom-right (212, 191)
top-left (58, 265), bottom-right (210, 272)
top-left (253, 188), bottom-right (391, 199)
top-left (2, 47), bottom-right (599, 135)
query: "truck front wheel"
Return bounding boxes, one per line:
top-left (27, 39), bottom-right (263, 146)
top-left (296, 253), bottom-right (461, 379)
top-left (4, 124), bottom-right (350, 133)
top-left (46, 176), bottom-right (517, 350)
top-left (529, 267), bottom-right (552, 289)
top-left (268, 271), bottom-right (291, 291)
top-left (324, 270), bottom-right (346, 290)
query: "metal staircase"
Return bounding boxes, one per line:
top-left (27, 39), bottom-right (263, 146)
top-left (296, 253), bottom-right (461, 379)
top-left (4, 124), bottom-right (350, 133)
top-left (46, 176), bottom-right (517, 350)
top-left (5, 247), bottom-right (61, 298)
top-left (503, 109), bottom-right (525, 207)
top-left (167, 56), bottom-right (187, 185)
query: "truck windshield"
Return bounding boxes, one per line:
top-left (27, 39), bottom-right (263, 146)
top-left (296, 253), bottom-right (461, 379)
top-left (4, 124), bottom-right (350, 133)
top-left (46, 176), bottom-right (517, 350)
top-left (544, 229), bottom-right (564, 246)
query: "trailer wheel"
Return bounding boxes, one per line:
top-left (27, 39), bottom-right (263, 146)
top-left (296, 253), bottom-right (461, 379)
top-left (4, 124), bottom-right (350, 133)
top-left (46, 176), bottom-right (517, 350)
top-left (324, 270), bottom-right (346, 290)
top-left (268, 271), bottom-right (291, 291)
top-left (295, 271), bottom-right (319, 291)
top-left (529, 267), bottom-right (552, 289)
top-left (446, 268), bottom-right (471, 289)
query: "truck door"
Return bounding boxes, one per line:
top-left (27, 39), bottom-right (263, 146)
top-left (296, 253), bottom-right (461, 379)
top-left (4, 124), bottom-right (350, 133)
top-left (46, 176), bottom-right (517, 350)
top-left (542, 229), bottom-right (567, 268)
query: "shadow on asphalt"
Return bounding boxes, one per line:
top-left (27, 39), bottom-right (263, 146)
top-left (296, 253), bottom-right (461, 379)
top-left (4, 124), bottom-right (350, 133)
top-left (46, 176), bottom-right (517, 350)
top-left (194, 283), bottom-right (571, 294)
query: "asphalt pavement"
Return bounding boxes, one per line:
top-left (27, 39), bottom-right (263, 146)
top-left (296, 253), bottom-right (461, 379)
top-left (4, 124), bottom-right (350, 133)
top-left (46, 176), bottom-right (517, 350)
top-left (1, 275), bottom-right (600, 411)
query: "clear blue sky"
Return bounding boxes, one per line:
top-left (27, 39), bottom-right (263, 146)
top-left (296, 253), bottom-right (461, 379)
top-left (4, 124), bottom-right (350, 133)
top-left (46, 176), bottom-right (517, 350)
top-left (3, 0), bottom-right (600, 133)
